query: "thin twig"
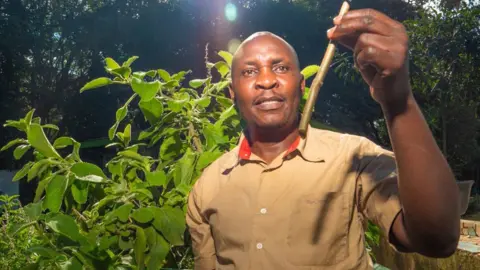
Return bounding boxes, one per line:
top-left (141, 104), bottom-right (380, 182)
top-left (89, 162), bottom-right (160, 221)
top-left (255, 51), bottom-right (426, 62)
top-left (189, 122), bottom-right (203, 153)
top-left (72, 208), bottom-right (88, 222)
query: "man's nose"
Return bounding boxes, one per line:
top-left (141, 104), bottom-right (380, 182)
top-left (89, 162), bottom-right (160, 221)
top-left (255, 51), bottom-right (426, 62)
top-left (255, 68), bottom-right (278, 90)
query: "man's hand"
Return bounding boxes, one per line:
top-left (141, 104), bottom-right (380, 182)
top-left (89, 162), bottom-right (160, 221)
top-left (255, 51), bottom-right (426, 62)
top-left (327, 9), bottom-right (411, 109)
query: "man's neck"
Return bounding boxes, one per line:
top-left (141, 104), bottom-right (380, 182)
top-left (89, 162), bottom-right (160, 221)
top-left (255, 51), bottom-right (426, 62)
top-left (246, 124), bottom-right (299, 164)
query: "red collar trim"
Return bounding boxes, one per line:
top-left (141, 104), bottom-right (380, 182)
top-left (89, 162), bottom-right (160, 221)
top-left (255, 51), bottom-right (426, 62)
top-left (238, 136), bottom-right (301, 160)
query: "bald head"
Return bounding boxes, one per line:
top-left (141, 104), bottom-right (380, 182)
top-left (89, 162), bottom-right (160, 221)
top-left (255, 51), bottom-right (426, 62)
top-left (231, 31), bottom-right (300, 80)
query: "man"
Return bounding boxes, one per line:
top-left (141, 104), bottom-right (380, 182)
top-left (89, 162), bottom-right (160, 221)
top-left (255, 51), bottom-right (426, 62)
top-left (186, 8), bottom-right (462, 270)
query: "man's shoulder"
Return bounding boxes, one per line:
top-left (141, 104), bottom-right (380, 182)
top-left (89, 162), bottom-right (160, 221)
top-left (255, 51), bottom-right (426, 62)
top-left (196, 146), bottom-right (239, 178)
top-left (308, 127), bottom-right (372, 148)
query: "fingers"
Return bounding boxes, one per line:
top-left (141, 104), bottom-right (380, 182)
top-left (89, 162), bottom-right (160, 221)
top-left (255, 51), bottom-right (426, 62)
top-left (337, 9), bottom-right (403, 29)
top-left (327, 9), bottom-right (407, 49)
top-left (353, 34), bottom-right (407, 75)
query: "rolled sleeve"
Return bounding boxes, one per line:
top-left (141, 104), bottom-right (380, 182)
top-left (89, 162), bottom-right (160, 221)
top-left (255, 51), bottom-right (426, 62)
top-left (356, 138), bottom-right (403, 251)
top-left (186, 177), bottom-right (216, 270)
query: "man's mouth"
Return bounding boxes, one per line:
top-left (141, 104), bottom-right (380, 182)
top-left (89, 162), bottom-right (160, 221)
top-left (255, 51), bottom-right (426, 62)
top-left (254, 96), bottom-right (285, 111)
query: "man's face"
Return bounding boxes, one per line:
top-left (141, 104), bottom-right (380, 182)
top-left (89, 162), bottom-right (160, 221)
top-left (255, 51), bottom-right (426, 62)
top-left (230, 35), bottom-right (305, 130)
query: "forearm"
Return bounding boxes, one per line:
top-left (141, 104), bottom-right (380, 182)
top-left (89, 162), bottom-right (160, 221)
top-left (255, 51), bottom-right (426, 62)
top-left (382, 93), bottom-right (460, 254)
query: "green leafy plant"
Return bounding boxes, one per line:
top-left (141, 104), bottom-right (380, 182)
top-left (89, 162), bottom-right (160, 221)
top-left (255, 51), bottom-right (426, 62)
top-left (1, 49), bottom-right (242, 269)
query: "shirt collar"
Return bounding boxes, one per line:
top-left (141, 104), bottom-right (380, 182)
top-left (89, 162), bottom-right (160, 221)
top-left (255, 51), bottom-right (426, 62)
top-left (220, 125), bottom-right (326, 171)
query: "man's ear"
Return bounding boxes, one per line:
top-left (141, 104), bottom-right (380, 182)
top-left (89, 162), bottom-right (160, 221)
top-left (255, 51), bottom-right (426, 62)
top-left (228, 83), bottom-right (235, 101)
top-left (300, 74), bottom-right (306, 95)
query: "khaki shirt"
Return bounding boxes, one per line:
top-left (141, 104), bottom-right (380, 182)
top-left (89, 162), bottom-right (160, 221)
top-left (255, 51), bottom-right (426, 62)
top-left (186, 126), bottom-right (403, 270)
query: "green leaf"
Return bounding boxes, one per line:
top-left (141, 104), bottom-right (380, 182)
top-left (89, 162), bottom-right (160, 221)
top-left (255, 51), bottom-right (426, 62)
top-left (4, 119), bottom-right (27, 132)
top-left (218, 50), bottom-right (233, 67)
top-left (118, 150), bottom-right (148, 163)
top-left (132, 189), bottom-right (153, 200)
top-left (134, 227), bottom-right (147, 269)
top-left (1, 138), bottom-right (28, 152)
top-left (110, 66), bottom-right (132, 79)
top-left (80, 77), bottom-right (113, 93)
top-left (157, 69), bottom-right (171, 82)
top-left (24, 202), bottom-right (43, 220)
top-left (53, 137), bottom-right (74, 149)
top-left (44, 175), bottom-right (67, 213)
top-left (131, 208), bottom-right (154, 223)
top-left (215, 81), bottom-right (230, 92)
top-left (71, 181), bottom-right (89, 204)
top-left (13, 145), bottom-right (30, 160)
top-left (109, 124), bottom-right (119, 141)
top-left (215, 105), bottom-right (237, 127)
top-left (58, 256), bottom-right (83, 270)
top-left (111, 203), bottom-right (134, 223)
top-left (118, 237), bottom-right (133, 250)
top-left (25, 109), bottom-right (35, 125)
top-left (160, 136), bottom-right (183, 161)
top-left (122, 56), bottom-right (139, 67)
top-left (166, 92), bottom-right (190, 112)
top-left (105, 57), bottom-right (121, 70)
top-left (71, 162), bottom-right (108, 183)
top-left (12, 221), bottom-right (37, 235)
top-left (131, 77), bottom-right (161, 101)
top-left (45, 213), bottom-right (87, 243)
top-left (162, 80), bottom-right (180, 88)
top-left (34, 178), bottom-right (48, 202)
top-left (105, 142), bottom-right (122, 148)
top-left (32, 117), bottom-right (41, 124)
top-left (171, 70), bottom-right (190, 82)
top-left (139, 98), bottom-right (164, 125)
top-left (27, 246), bottom-right (59, 258)
top-left (133, 70), bottom-right (157, 80)
top-left (302, 87), bottom-right (310, 101)
top-left (150, 206), bottom-right (186, 246)
top-left (216, 96), bottom-right (233, 108)
top-left (42, 124), bottom-right (59, 130)
top-left (214, 61), bottom-right (230, 78)
top-left (124, 124), bottom-right (132, 146)
top-left (197, 150), bottom-right (223, 171)
top-left (174, 150), bottom-right (196, 186)
top-left (99, 235), bottom-right (118, 251)
top-left (27, 123), bottom-right (61, 159)
top-left (203, 123), bottom-right (227, 150)
top-left (146, 170), bottom-right (167, 187)
top-left (301, 65), bottom-right (320, 81)
top-left (27, 159), bottom-right (51, 182)
top-left (93, 195), bottom-right (119, 210)
top-left (116, 104), bottom-right (128, 123)
top-left (194, 96), bottom-right (211, 108)
top-left (189, 79), bottom-right (207, 89)
top-left (146, 230), bottom-right (169, 269)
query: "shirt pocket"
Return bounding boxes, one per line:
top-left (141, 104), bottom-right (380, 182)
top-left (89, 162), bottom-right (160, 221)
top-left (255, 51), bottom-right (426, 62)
top-left (286, 191), bottom-right (349, 266)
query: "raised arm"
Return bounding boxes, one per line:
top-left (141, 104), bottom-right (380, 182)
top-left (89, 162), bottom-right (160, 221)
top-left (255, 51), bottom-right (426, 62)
top-left (329, 8), bottom-right (460, 257)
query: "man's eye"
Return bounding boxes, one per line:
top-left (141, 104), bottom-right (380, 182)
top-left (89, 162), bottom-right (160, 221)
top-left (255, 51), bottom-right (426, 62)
top-left (274, 65), bottom-right (289, 73)
top-left (242, 69), bottom-right (256, 76)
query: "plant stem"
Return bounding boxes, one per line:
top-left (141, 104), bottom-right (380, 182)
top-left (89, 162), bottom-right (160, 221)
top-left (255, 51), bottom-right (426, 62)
top-left (72, 208), bottom-right (87, 222)
top-left (188, 122), bottom-right (203, 153)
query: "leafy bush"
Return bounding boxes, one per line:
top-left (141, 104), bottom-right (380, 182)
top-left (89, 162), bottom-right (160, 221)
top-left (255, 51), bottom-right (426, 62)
top-left (1, 47), bottom-right (378, 269)
top-left (0, 194), bottom-right (41, 269)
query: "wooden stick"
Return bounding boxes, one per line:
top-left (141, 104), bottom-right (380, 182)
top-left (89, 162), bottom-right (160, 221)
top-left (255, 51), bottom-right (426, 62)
top-left (299, 1), bottom-right (350, 137)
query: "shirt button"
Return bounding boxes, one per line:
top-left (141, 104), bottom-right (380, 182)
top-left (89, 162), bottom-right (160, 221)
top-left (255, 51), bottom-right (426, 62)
top-left (260, 208), bottom-right (267, 214)
top-left (256, 242), bottom-right (263, 249)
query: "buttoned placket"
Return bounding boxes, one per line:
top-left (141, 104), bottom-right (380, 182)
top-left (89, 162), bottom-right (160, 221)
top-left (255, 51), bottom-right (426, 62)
top-left (251, 154), bottom-right (291, 257)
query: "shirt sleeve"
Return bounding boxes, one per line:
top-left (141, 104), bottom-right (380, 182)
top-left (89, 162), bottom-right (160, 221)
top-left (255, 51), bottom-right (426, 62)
top-left (186, 175), bottom-right (217, 269)
top-left (355, 137), bottom-right (404, 251)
